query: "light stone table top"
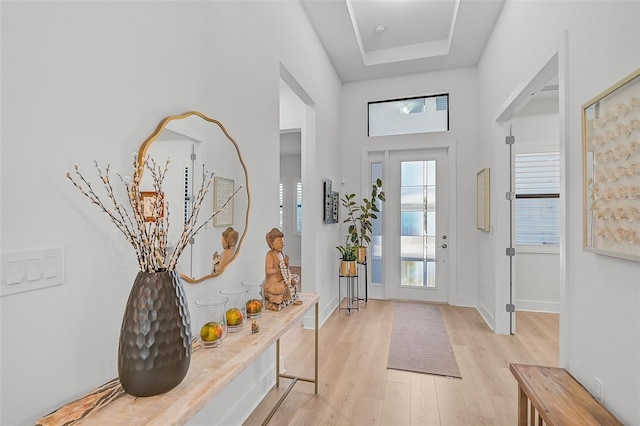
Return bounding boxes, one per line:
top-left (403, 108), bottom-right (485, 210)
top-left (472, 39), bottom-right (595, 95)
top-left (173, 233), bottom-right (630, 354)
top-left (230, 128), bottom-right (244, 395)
top-left (48, 293), bottom-right (319, 426)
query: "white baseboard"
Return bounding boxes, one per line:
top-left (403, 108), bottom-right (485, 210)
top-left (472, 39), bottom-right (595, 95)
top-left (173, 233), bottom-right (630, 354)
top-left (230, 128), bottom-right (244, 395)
top-left (451, 295), bottom-right (477, 307)
top-left (476, 299), bottom-right (495, 331)
top-left (515, 299), bottom-right (560, 313)
top-left (303, 293), bottom-right (338, 329)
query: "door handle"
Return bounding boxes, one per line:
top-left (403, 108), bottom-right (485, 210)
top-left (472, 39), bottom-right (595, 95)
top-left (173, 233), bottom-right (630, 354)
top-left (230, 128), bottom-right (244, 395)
top-left (440, 244), bottom-right (448, 249)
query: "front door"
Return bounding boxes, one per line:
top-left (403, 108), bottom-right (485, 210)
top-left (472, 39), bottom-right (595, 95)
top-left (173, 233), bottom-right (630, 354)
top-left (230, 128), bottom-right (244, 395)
top-left (388, 149), bottom-right (449, 302)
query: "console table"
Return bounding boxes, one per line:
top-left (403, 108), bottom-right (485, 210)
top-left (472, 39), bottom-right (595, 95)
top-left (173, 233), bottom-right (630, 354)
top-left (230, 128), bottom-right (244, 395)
top-left (37, 293), bottom-right (319, 426)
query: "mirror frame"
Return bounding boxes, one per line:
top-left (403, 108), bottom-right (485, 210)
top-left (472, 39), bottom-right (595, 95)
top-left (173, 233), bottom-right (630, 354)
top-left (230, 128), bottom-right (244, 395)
top-left (138, 111), bottom-right (251, 283)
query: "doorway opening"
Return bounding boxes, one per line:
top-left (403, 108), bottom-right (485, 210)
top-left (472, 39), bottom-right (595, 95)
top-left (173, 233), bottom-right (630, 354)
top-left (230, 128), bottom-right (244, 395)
top-left (279, 64), bottom-right (316, 303)
top-left (496, 50), bottom-right (564, 342)
top-left (279, 81), bottom-right (303, 280)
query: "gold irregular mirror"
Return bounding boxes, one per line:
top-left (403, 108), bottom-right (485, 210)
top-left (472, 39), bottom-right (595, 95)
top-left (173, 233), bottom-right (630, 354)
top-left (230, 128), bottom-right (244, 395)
top-left (138, 111), bottom-right (250, 283)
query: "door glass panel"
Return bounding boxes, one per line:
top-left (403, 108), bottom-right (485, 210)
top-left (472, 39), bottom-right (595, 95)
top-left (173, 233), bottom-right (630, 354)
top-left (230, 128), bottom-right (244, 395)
top-left (400, 160), bottom-right (436, 288)
top-left (371, 162), bottom-right (383, 285)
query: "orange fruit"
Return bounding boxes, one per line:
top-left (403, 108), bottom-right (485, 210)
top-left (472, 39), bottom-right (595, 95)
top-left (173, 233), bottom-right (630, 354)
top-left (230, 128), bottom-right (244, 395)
top-left (226, 308), bottom-right (244, 326)
top-left (200, 321), bottom-right (224, 342)
top-left (246, 299), bottom-right (263, 314)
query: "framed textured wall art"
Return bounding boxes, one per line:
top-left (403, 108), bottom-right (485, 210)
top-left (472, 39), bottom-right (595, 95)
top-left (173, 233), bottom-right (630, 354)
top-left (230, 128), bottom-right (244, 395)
top-left (141, 191), bottom-right (164, 222)
top-left (213, 176), bottom-right (234, 226)
top-left (332, 191), bottom-right (339, 223)
top-left (582, 67), bottom-right (640, 262)
top-left (323, 179), bottom-right (333, 224)
top-left (476, 168), bottom-right (490, 231)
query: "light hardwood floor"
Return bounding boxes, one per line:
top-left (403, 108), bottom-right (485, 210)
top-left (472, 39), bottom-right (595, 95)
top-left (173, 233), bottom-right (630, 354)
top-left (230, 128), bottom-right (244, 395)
top-left (244, 300), bottom-right (559, 426)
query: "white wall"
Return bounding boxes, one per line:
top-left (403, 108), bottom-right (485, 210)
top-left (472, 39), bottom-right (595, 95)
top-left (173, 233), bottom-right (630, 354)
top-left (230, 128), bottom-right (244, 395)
top-left (477, 1), bottom-right (640, 423)
top-left (0, 2), bottom-right (343, 425)
top-left (341, 67), bottom-right (480, 307)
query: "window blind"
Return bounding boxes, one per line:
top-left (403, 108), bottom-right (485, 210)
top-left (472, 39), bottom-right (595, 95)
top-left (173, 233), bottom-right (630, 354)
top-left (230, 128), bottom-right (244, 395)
top-left (514, 152), bottom-right (560, 245)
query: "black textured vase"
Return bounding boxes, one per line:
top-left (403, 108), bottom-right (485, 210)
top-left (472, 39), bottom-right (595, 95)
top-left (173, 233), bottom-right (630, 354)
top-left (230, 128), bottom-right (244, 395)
top-left (118, 270), bottom-right (192, 397)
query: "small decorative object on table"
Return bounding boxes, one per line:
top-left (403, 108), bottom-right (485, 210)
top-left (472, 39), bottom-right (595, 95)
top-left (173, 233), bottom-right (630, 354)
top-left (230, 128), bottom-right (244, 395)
top-left (66, 155), bottom-right (239, 397)
top-left (251, 318), bottom-right (260, 334)
top-left (220, 287), bottom-right (248, 332)
top-left (264, 228), bottom-right (301, 310)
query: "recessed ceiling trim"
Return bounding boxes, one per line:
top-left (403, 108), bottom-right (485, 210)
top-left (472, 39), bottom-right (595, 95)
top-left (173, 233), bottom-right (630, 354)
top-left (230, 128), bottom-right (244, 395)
top-left (348, 0), bottom-right (462, 67)
top-left (365, 40), bottom-right (449, 66)
top-left (300, 0), bottom-right (505, 82)
top-left (446, 0), bottom-right (461, 51)
top-left (346, 0), bottom-right (368, 66)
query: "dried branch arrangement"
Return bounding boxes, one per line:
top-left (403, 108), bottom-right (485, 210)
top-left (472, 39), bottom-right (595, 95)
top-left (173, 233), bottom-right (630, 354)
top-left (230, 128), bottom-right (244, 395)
top-left (66, 155), bottom-right (241, 272)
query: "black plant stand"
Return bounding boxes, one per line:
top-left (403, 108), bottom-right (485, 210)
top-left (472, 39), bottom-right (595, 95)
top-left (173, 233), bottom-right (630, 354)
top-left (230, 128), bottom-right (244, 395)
top-left (354, 257), bottom-right (368, 304)
top-left (338, 269), bottom-right (359, 314)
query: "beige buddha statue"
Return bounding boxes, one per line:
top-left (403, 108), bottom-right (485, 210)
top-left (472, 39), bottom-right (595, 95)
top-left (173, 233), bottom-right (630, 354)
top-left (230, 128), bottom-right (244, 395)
top-left (263, 228), bottom-right (300, 311)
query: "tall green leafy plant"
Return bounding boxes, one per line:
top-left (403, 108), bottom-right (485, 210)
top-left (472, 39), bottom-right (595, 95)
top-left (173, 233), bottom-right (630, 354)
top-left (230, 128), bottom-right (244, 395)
top-left (340, 178), bottom-right (386, 248)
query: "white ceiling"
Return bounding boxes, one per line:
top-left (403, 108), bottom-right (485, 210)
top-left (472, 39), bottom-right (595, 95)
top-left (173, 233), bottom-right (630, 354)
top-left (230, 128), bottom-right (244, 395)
top-left (281, 0), bottom-right (558, 146)
top-left (300, 0), bottom-right (506, 83)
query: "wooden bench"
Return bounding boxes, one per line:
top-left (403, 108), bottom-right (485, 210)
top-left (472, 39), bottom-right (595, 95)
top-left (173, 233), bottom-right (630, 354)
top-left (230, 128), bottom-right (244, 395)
top-left (510, 363), bottom-right (622, 426)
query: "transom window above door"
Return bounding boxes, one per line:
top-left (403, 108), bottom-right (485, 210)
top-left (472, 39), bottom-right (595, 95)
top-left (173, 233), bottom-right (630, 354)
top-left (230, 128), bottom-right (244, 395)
top-left (368, 94), bottom-right (449, 137)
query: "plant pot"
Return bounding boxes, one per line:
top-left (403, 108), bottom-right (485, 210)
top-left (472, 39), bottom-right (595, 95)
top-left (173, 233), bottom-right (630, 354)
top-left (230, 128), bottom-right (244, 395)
top-left (356, 246), bottom-right (367, 264)
top-left (340, 260), bottom-right (357, 277)
top-left (118, 270), bottom-right (192, 397)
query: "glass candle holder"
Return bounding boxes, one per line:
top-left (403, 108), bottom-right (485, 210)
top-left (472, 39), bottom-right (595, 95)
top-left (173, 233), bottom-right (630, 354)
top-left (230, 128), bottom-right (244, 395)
top-left (241, 280), bottom-right (265, 319)
top-left (194, 296), bottom-right (228, 349)
top-left (219, 287), bottom-right (247, 332)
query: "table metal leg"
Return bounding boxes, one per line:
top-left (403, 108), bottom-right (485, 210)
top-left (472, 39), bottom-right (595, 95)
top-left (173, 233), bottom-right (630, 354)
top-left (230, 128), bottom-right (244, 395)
top-left (275, 339), bottom-right (280, 389)
top-left (263, 300), bottom-right (319, 425)
top-left (314, 301), bottom-right (318, 395)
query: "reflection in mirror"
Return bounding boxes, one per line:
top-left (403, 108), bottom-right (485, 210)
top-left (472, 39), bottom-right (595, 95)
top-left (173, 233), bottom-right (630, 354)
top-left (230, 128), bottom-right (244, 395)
top-left (138, 112), bottom-right (250, 283)
top-left (213, 226), bottom-right (239, 274)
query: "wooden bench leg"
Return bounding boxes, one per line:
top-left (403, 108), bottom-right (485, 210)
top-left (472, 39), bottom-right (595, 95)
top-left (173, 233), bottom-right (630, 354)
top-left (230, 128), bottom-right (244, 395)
top-left (529, 400), bottom-right (535, 425)
top-left (517, 385), bottom-right (528, 426)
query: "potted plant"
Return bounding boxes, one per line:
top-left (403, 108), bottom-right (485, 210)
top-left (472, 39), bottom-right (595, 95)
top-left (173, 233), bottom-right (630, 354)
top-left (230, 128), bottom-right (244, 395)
top-left (340, 178), bottom-right (385, 263)
top-left (336, 237), bottom-right (357, 277)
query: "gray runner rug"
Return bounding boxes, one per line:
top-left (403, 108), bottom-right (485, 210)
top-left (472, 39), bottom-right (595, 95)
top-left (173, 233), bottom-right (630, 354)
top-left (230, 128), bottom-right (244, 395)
top-left (387, 302), bottom-right (461, 378)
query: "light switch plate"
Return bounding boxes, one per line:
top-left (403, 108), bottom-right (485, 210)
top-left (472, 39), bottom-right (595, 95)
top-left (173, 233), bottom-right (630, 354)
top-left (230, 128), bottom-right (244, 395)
top-left (1, 248), bottom-right (64, 296)
top-left (5, 259), bottom-right (24, 285)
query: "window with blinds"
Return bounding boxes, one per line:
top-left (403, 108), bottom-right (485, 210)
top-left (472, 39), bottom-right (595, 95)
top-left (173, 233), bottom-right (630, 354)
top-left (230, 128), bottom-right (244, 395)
top-left (279, 181), bottom-right (284, 231)
top-left (296, 180), bottom-right (302, 234)
top-left (514, 152), bottom-right (560, 246)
